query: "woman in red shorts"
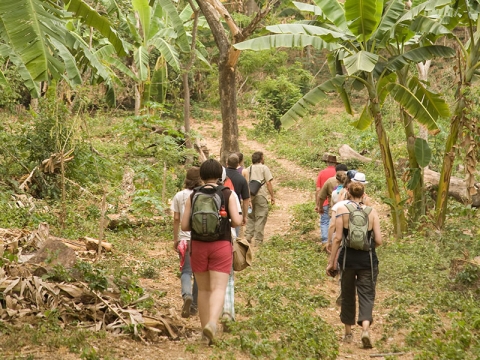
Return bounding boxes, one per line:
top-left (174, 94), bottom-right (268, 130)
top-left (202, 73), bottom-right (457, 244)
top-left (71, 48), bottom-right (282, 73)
top-left (181, 159), bottom-right (242, 345)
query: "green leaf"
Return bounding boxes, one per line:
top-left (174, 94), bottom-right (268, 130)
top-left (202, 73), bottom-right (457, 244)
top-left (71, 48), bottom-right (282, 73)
top-left (377, 72), bottom-right (397, 105)
top-left (343, 51), bottom-right (379, 75)
top-left (409, 15), bottom-right (451, 36)
top-left (386, 45), bottom-right (455, 71)
top-left (313, 0), bottom-right (348, 31)
top-left (406, 168), bottom-right (421, 190)
top-left (351, 104), bottom-right (373, 130)
top-left (234, 34), bottom-right (340, 52)
top-left (280, 76), bottom-right (347, 128)
top-left (0, 0), bottom-right (51, 81)
top-left (132, 0), bottom-right (151, 43)
top-left (386, 78), bottom-right (449, 131)
top-left (0, 70), bottom-right (8, 87)
top-left (266, 24), bottom-right (349, 41)
top-left (374, 0), bottom-right (405, 44)
top-left (66, 0), bottom-right (128, 56)
top-left (345, 0), bottom-right (383, 42)
top-left (150, 38), bottom-right (180, 71)
top-left (157, 0), bottom-right (190, 53)
top-left (134, 46), bottom-right (150, 81)
top-left (49, 37), bottom-right (82, 86)
top-left (414, 138), bottom-right (432, 168)
top-left (398, 0), bottom-right (451, 23)
top-left (292, 1), bottom-right (323, 15)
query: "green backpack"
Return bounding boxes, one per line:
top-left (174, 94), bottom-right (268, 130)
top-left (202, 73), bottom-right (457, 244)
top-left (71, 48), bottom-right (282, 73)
top-left (190, 185), bottom-right (229, 241)
top-left (344, 203), bottom-right (372, 251)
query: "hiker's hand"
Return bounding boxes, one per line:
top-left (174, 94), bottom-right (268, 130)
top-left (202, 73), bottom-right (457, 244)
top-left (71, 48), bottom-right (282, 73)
top-left (271, 198), bottom-right (275, 205)
top-left (173, 240), bottom-right (180, 253)
top-left (318, 207), bottom-right (324, 214)
top-left (326, 242), bottom-right (332, 254)
top-left (242, 215), bottom-right (247, 226)
top-left (326, 264), bottom-right (337, 277)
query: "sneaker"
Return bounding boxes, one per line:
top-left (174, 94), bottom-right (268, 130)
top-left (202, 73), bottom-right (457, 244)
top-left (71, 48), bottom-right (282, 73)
top-left (190, 304), bottom-right (198, 316)
top-left (202, 322), bottom-right (216, 346)
top-left (361, 330), bottom-right (373, 348)
top-left (343, 333), bottom-right (353, 343)
top-left (181, 295), bottom-right (193, 318)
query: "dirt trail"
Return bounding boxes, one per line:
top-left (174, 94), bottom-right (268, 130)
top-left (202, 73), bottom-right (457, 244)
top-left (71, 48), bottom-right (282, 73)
top-left (195, 118), bottom-right (410, 360)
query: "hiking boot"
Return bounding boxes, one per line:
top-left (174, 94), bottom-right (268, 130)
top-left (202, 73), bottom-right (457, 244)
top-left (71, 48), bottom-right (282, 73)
top-left (343, 333), bottom-right (353, 343)
top-left (181, 295), bottom-right (193, 318)
top-left (361, 330), bottom-right (373, 348)
top-left (190, 304), bottom-right (198, 316)
top-left (202, 322), bottom-right (216, 346)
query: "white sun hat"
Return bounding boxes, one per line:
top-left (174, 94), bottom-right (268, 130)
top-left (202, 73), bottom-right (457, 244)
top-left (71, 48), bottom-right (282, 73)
top-left (352, 172), bottom-right (368, 184)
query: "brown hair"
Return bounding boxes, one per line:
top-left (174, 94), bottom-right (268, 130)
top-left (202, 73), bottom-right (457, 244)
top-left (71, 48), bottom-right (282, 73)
top-left (252, 151), bottom-right (263, 164)
top-left (236, 152), bottom-right (244, 164)
top-left (184, 167), bottom-right (202, 190)
top-left (336, 171), bottom-right (347, 184)
top-left (348, 182), bottom-right (365, 198)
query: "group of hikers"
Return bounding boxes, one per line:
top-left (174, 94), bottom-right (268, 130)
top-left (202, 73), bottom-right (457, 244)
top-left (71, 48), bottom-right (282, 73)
top-left (316, 154), bottom-right (382, 348)
top-left (171, 152), bottom-right (274, 345)
top-left (171, 151), bottom-right (382, 349)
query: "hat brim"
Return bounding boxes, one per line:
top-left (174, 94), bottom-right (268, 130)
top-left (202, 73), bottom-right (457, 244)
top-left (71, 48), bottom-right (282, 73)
top-left (352, 179), bottom-right (368, 184)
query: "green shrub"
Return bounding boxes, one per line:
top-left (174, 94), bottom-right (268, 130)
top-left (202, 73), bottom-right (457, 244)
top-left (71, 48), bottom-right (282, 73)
top-left (257, 75), bottom-right (303, 129)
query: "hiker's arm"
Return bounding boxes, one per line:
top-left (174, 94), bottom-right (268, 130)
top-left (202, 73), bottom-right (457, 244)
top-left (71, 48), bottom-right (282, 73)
top-left (181, 198), bottom-right (192, 231)
top-left (266, 180), bottom-right (275, 205)
top-left (316, 183), bottom-right (328, 213)
top-left (326, 212), bottom-right (336, 253)
top-left (315, 186), bottom-right (322, 212)
top-left (241, 198), bottom-right (249, 226)
top-left (242, 168), bottom-right (249, 181)
top-left (173, 212), bottom-right (181, 252)
top-left (372, 210), bottom-right (382, 247)
top-left (327, 213), bottom-right (344, 273)
top-left (229, 195), bottom-right (243, 227)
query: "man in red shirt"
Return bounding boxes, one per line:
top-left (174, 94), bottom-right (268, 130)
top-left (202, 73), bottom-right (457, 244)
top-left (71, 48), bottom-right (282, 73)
top-left (315, 154), bottom-right (338, 244)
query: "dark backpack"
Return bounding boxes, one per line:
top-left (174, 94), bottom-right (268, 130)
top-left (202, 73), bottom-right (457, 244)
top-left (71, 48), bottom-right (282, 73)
top-left (344, 203), bottom-right (372, 251)
top-left (190, 185), bottom-right (229, 241)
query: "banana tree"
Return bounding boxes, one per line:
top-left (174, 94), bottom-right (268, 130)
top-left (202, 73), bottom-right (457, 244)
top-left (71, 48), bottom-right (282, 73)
top-left (433, 0), bottom-right (480, 227)
top-left (101, 0), bottom-right (190, 114)
top-left (235, 0), bottom-right (454, 236)
top-left (0, 0), bottom-right (127, 97)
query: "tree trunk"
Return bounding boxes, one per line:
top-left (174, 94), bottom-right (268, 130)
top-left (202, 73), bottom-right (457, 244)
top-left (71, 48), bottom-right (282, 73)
top-left (183, 71), bottom-right (194, 165)
top-left (368, 74), bottom-right (407, 237)
top-left (195, 0), bottom-right (271, 163)
top-left (219, 56), bottom-right (239, 164)
top-left (402, 110), bottom-right (424, 221)
top-left (435, 43), bottom-right (480, 227)
top-left (435, 106), bottom-right (464, 227)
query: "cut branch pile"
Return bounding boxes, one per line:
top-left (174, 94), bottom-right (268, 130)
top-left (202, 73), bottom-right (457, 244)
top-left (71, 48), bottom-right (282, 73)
top-left (19, 150), bottom-right (75, 192)
top-left (0, 223), bottom-right (183, 341)
top-left (0, 271), bottom-right (178, 340)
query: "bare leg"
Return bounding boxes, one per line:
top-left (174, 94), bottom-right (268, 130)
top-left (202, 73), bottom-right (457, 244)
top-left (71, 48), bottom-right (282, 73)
top-left (362, 320), bottom-right (370, 331)
top-left (194, 271), bottom-right (211, 328)
top-left (194, 271), bottom-right (229, 328)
